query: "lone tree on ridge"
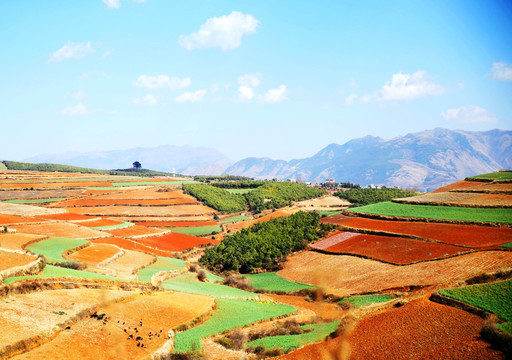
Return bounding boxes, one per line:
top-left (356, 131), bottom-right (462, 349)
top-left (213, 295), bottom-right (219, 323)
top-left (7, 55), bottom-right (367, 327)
top-left (133, 161), bottom-right (142, 169)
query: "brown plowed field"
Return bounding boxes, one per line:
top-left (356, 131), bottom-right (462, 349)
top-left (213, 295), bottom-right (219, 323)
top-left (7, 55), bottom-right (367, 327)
top-left (90, 238), bottom-right (173, 257)
top-left (395, 192), bottom-right (512, 208)
top-left (0, 250), bottom-right (37, 271)
top-left (0, 203), bottom-right (66, 216)
top-left (0, 189), bottom-right (85, 201)
top-left (278, 251), bottom-right (512, 295)
top-left (49, 198), bottom-right (199, 207)
top-left (81, 218), bottom-right (125, 228)
top-left (432, 180), bottom-right (487, 193)
top-left (451, 182), bottom-right (512, 193)
top-left (104, 225), bottom-right (168, 238)
top-left (226, 209), bottom-right (294, 233)
top-left (0, 181), bottom-right (113, 188)
top-left (321, 214), bottom-right (512, 248)
top-left (113, 215), bottom-right (213, 222)
top-left (277, 297), bottom-right (504, 360)
top-left (0, 233), bottom-right (48, 250)
top-left (0, 214), bottom-right (40, 225)
top-left (312, 231), bottom-right (468, 264)
top-left (0, 289), bottom-right (133, 355)
top-left (103, 250), bottom-right (155, 279)
top-left (36, 213), bottom-right (97, 222)
top-left (264, 294), bottom-right (345, 321)
top-left (137, 232), bottom-right (220, 252)
top-left (93, 188), bottom-right (190, 200)
top-left (61, 204), bottom-right (215, 217)
top-left (11, 222), bottom-right (110, 239)
top-left (14, 292), bottom-right (215, 360)
top-left (132, 220), bottom-right (217, 227)
top-left (66, 243), bottom-right (120, 265)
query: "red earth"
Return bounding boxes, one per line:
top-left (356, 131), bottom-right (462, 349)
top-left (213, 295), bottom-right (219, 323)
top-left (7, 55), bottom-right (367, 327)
top-left (136, 232), bottom-right (220, 252)
top-left (81, 218), bottom-right (125, 228)
top-left (131, 220), bottom-right (217, 227)
top-left (36, 213), bottom-right (97, 221)
top-left (431, 180), bottom-right (487, 193)
top-left (104, 225), bottom-right (167, 238)
top-left (90, 238), bottom-right (174, 257)
top-left (50, 198), bottom-right (199, 207)
top-left (0, 214), bottom-right (40, 225)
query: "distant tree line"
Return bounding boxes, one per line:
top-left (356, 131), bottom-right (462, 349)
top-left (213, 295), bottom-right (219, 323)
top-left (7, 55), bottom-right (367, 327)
top-left (194, 175), bottom-right (254, 182)
top-left (212, 180), bottom-right (266, 189)
top-left (334, 187), bottom-right (418, 207)
top-left (183, 183), bottom-right (247, 214)
top-left (321, 182), bottom-right (361, 190)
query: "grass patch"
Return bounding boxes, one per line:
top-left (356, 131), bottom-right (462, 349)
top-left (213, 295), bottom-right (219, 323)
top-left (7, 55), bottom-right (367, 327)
top-left (162, 273), bottom-right (258, 298)
top-left (243, 272), bottom-right (314, 292)
top-left (137, 256), bottom-right (186, 282)
top-left (225, 189), bottom-right (255, 194)
top-left (467, 171), bottom-right (512, 181)
top-left (91, 221), bottom-right (134, 230)
top-left (440, 279), bottom-right (512, 333)
top-left (318, 211), bottom-right (345, 216)
top-left (170, 225), bottom-right (222, 236)
top-left (3, 264), bottom-right (126, 284)
top-left (173, 298), bottom-right (296, 353)
top-left (245, 320), bottom-right (340, 352)
top-left (339, 294), bottom-right (395, 308)
top-left (502, 243), bottom-right (512, 249)
top-left (351, 201), bottom-right (512, 224)
top-left (220, 215), bottom-right (251, 224)
top-left (26, 237), bottom-right (88, 263)
top-left (0, 162), bottom-right (7, 170)
top-left (3, 198), bottom-right (66, 204)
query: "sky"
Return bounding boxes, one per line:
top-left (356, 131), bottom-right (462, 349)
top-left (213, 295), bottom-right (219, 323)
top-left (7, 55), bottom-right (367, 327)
top-left (1, 0), bottom-right (511, 162)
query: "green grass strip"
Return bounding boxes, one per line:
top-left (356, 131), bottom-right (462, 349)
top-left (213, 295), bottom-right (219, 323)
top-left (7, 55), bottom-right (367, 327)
top-left (219, 215), bottom-right (251, 224)
top-left (173, 298), bottom-right (296, 353)
top-left (3, 264), bottom-right (127, 284)
top-left (351, 201), bottom-right (512, 224)
top-left (440, 279), bottom-right (512, 333)
top-left (170, 225), bottom-right (222, 236)
top-left (26, 237), bottom-right (88, 263)
top-left (501, 242), bottom-right (512, 249)
top-left (243, 272), bottom-right (314, 292)
top-left (91, 221), bottom-right (134, 230)
top-left (163, 273), bottom-right (258, 298)
top-left (112, 181), bottom-right (197, 187)
top-left (339, 294), bottom-right (395, 308)
top-left (202, 270), bottom-right (224, 282)
top-left (318, 210), bottom-right (345, 216)
top-left (3, 198), bottom-right (66, 204)
top-left (467, 171), bottom-right (512, 181)
top-left (0, 162), bottom-right (7, 170)
top-left (137, 256), bottom-right (186, 282)
top-left (245, 320), bottom-right (340, 352)
top-left (225, 188), bottom-right (255, 194)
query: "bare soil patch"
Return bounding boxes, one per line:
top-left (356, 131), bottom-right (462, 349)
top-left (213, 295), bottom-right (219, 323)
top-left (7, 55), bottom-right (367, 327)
top-left (61, 204), bottom-right (216, 217)
top-left (0, 233), bottom-right (48, 250)
top-left (66, 243), bottom-right (120, 265)
top-left (137, 232), bottom-right (219, 252)
top-left (0, 189), bottom-right (85, 201)
top-left (131, 220), bottom-right (217, 227)
top-left (0, 214), bottom-right (40, 225)
top-left (395, 192), bottom-right (512, 208)
top-left (0, 250), bottom-right (37, 271)
top-left (264, 294), bottom-right (345, 321)
top-left (103, 250), bottom-right (155, 279)
top-left (90, 238), bottom-right (173, 257)
top-left (432, 180), bottom-right (487, 193)
top-left (93, 187), bottom-right (191, 200)
top-left (11, 222), bottom-right (110, 240)
top-left (104, 225), bottom-right (168, 238)
top-left (0, 203), bottom-right (66, 216)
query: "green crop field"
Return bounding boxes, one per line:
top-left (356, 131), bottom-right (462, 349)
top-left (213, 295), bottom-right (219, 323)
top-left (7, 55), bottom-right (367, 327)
top-left (26, 237), bottom-right (88, 263)
top-left (220, 215), bottom-right (251, 223)
top-left (3, 264), bottom-right (126, 284)
top-left (318, 210), bottom-right (345, 216)
top-left (243, 272), bottom-right (314, 292)
top-left (173, 298), bottom-right (296, 353)
top-left (91, 221), bottom-right (134, 230)
top-left (170, 225), bottom-right (222, 236)
top-left (137, 256), bottom-right (186, 282)
top-left (350, 201), bottom-right (512, 224)
top-left (440, 279), bottom-right (512, 333)
top-left (467, 171), bottom-right (512, 181)
top-left (339, 294), bottom-right (395, 308)
top-left (502, 242), bottom-right (512, 249)
top-left (245, 320), bottom-right (340, 352)
top-left (3, 198), bottom-right (65, 204)
top-left (225, 189), bottom-right (255, 194)
top-left (0, 162), bottom-right (7, 170)
top-left (162, 273), bottom-right (258, 298)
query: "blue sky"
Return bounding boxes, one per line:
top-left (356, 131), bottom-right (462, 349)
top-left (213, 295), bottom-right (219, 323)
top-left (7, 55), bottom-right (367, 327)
top-left (1, 0), bottom-right (511, 162)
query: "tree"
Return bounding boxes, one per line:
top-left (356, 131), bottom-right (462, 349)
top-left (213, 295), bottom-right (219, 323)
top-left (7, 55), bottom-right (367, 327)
top-left (133, 161), bottom-right (142, 169)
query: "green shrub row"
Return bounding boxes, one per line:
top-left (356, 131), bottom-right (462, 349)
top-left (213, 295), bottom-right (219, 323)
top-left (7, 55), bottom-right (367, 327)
top-left (183, 183), bottom-right (247, 213)
top-left (334, 187), bottom-right (417, 207)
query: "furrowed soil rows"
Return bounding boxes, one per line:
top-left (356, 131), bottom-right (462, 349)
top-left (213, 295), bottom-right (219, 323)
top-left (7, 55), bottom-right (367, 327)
top-left (104, 225), bottom-right (168, 238)
top-left (395, 192), bottom-right (512, 208)
top-left (132, 220), bottom-right (217, 227)
top-left (225, 209), bottom-right (295, 233)
top-left (0, 250), bottom-right (37, 271)
top-left (35, 213), bottom-right (97, 222)
top-left (90, 238), bottom-right (174, 257)
top-left (321, 214), bottom-right (512, 247)
top-left (93, 188), bottom-right (190, 200)
top-left (0, 203), bottom-right (66, 216)
top-left (102, 250), bottom-right (155, 279)
top-left (264, 294), bottom-right (345, 320)
top-left (11, 222), bottom-right (110, 239)
top-left (61, 204), bottom-right (216, 217)
top-left (312, 231), bottom-right (469, 264)
top-left (278, 250), bottom-right (512, 295)
top-left (0, 233), bottom-right (48, 250)
top-left (66, 243), bottom-right (120, 265)
top-left (14, 292), bottom-right (215, 360)
top-left (454, 182), bottom-right (512, 193)
top-left (49, 198), bottom-right (199, 207)
top-left (80, 218), bottom-right (125, 228)
top-left (0, 181), bottom-right (113, 188)
top-left (432, 180), bottom-right (487, 193)
top-left (0, 189), bottom-right (85, 201)
top-left (277, 297), bottom-right (504, 360)
top-left (138, 232), bottom-right (220, 252)
top-left (0, 214), bottom-right (40, 225)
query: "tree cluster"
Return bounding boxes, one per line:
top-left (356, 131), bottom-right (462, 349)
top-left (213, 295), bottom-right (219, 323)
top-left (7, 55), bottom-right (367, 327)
top-left (183, 183), bottom-right (247, 214)
top-left (211, 180), bottom-right (266, 189)
top-left (334, 187), bottom-right (418, 207)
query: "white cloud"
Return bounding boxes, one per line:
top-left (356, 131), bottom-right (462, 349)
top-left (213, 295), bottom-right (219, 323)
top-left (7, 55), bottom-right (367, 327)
top-left (491, 61), bottom-right (512, 81)
top-left (238, 86), bottom-right (255, 101)
top-left (238, 73), bottom-right (261, 88)
top-left (379, 71), bottom-right (445, 101)
top-left (133, 0), bottom-right (147, 2)
top-left (108, 110), bottom-right (119, 115)
top-left (73, 90), bottom-right (87, 100)
top-left (179, 11), bottom-right (259, 51)
top-left (344, 93), bottom-right (358, 106)
top-left (441, 105), bottom-right (497, 124)
top-left (50, 41), bottom-right (94, 62)
top-left (102, 0), bottom-right (120, 9)
top-left (60, 103), bottom-right (88, 116)
top-left (132, 94), bottom-right (158, 106)
top-left (133, 75), bottom-right (191, 90)
top-left (258, 85), bottom-right (287, 103)
top-left (174, 89), bottom-right (207, 103)
top-left (101, 50), bottom-right (112, 58)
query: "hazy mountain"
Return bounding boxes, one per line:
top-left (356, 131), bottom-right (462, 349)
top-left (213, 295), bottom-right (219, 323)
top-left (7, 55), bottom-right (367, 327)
top-left (224, 129), bottom-right (512, 191)
top-left (26, 145), bottom-right (232, 175)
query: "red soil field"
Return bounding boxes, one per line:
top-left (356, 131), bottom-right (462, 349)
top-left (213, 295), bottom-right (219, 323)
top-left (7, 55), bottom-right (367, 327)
top-left (137, 232), bottom-right (219, 252)
top-left (93, 188), bottom-right (190, 200)
top-left (278, 251), bottom-right (512, 295)
top-left (0, 181), bottom-right (113, 188)
top-left (131, 220), bottom-right (217, 227)
top-left (459, 193), bottom-right (512, 207)
top-left (0, 250), bottom-right (37, 271)
top-left (0, 233), bottom-right (48, 250)
top-left (456, 182), bottom-right (512, 193)
top-left (81, 218), bottom-right (125, 228)
top-left (226, 209), bottom-right (294, 233)
top-left (278, 297), bottom-right (504, 360)
top-left (90, 238), bottom-right (174, 257)
top-left (61, 204), bottom-right (215, 217)
top-left (0, 189), bottom-right (85, 201)
top-left (36, 212), bottom-right (97, 221)
top-left (431, 180), bottom-right (487, 193)
top-left (104, 225), bottom-right (167, 238)
top-left (11, 222), bottom-right (110, 239)
top-left (49, 198), bottom-right (199, 207)
top-left (321, 214), bottom-right (512, 248)
top-left (0, 214), bottom-right (40, 225)
top-left (312, 231), bottom-right (468, 264)
top-left (66, 243), bottom-right (120, 264)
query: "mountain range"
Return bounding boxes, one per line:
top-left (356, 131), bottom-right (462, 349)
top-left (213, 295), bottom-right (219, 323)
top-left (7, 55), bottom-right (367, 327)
top-left (23, 128), bottom-right (511, 191)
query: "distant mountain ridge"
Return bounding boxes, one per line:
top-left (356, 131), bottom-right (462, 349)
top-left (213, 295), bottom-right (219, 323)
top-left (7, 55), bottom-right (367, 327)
top-left (224, 128), bottom-right (512, 191)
